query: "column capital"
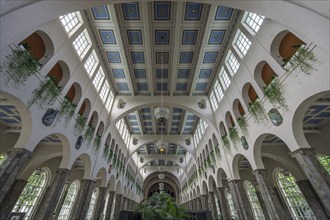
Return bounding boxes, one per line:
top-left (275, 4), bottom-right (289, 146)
top-left (290, 147), bottom-right (315, 157)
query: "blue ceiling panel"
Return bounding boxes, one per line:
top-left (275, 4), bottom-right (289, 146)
top-left (130, 122), bottom-right (139, 126)
top-left (112, 69), bottom-right (125, 78)
top-left (156, 69), bottom-right (168, 78)
top-left (127, 115), bottom-right (137, 120)
top-left (215, 6), bottom-right (233, 20)
top-left (195, 83), bottom-right (207, 91)
top-left (156, 83), bottom-right (168, 91)
top-left (185, 3), bottom-right (203, 20)
top-left (99, 29), bottom-right (116, 44)
top-left (179, 52), bottom-right (193, 63)
top-left (208, 30), bottom-right (226, 44)
top-left (117, 83), bottom-right (129, 91)
top-left (122, 3), bottom-right (140, 20)
top-left (173, 108), bottom-right (183, 113)
top-left (143, 115), bottom-right (151, 120)
top-left (91, 5), bottom-right (110, 20)
top-left (134, 69), bottom-right (146, 78)
top-left (106, 51), bottom-right (121, 63)
top-left (203, 52), bottom-right (218, 63)
top-left (127, 30), bottom-right (143, 45)
top-left (0, 105), bottom-right (15, 114)
top-left (182, 30), bottom-right (198, 45)
top-left (156, 52), bottom-right (169, 64)
top-left (154, 2), bottom-right (171, 20)
top-left (176, 83), bottom-right (188, 91)
top-left (141, 108), bottom-right (150, 113)
top-left (172, 122), bottom-right (180, 126)
top-left (137, 83), bottom-right (148, 91)
top-left (187, 115), bottom-right (196, 120)
top-left (1, 118), bottom-right (18, 124)
top-left (172, 115), bottom-right (181, 120)
top-left (199, 69), bottom-right (212, 78)
top-left (155, 30), bottom-right (170, 45)
top-left (131, 52), bottom-right (145, 63)
top-left (178, 69), bottom-right (190, 78)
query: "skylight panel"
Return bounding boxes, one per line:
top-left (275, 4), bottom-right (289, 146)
top-left (234, 30), bottom-right (251, 56)
top-left (219, 67), bottom-right (231, 90)
top-left (105, 91), bottom-right (114, 112)
top-left (92, 67), bottom-right (105, 92)
top-left (84, 51), bottom-right (98, 77)
top-left (73, 31), bottom-right (90, 57)
top-left (244, 12), bottom-right (265, 33)
top-left (59, 11), bottom-right (82, 34)
top-left (100, 81), bottom-right (110, 103)
top-left (226, 50), bottom-right (240, 75)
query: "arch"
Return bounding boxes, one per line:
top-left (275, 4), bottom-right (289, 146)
top-left (216, 168), bottom-right (228, 187)
top-left (96, 121), bottom-right (105, 137)
top-left (219, 121), bottom-right (227, 137)
top-left (88, 111), bottom-right (98, 129)
top-left (115, 180), bottom-right (122, 194)
top-left (207, 175), bottom-right (217, 192)
top-left (208, 139), bottom-right (214, 152)
top-left (225, 111), bottom-right (235, 128)
top-left (65, 82), bottom-right (82, 105)
top-left (58, 180), bottom-right (80, 219)
top-left (233, 98), bottom-right (246, 119)
top-left (231, 153), bottom-right (254, 180)
top-left (95, 167), bottom-right (107, 187)
top-left (212, 134), bottom-right (219, 147)
top-left (201, 181), bottom-right (208, 195)
top-left (108, 175), bottom-right (116, 191)
top-left (73, 153), bottom-right (92, 180)
top-left (19, 30), bottom-right (54, 66)
top-left (254, 61), bottom-right (278, 90)
top-left (78, 98), bottom-right (91, 118)
top-left (242, 82), bottom-right (258, 106)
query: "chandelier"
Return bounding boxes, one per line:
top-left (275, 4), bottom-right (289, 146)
top-left (156, 140), bottom-right (168, 152)
top-left (154, 106), bottom-right (170, 122)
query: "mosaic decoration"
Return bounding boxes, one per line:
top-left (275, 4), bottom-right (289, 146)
top-left (117, 83), bottom-right (129, 91)
top-left (156, 83), bottom-right (168, 91)
top-left (112, 69), bottom-right (125, 78)
top-left (75, 136), bottom-right (83, 149)
top-left (195, 83), bottom-right (207, 91)
top-left (91, 5), bottom-right (110, 20)
top-left (131, 52), bottom-right (145, 63)
top-left (99, 30), bottom-right (116, 44)
top-left (154, 2), bottom-right (171, 20)
top-left (203, 52), bottom-right (218, 63)
top-left (137, 83), bottom-right (148, 91)
top-left (208, 30), bottom-right (226, 44)
top-left (155, 30), bottom-right (170, 45)
top-left (42, 108), bottom-right (59, 126)
top-left (134, 69), bottom-right (146, 78)
top-left (182, 30), bottom-right (198, 45)
top-left (106, 51), bottom-right (121, 63)
top-left (127, 30), bottom-right (143, 45)
top-left (241, 136), bottom-right (249, 150)
top-left (185, 2), bottom-right (203, 20)
top-left (156, 52), bottom-right (169, 64)
top-left (178, 69), bottom-right (190, 78)
top-left (122, 3), bottom-right (140, 20)
top-left (179, 52), bottom-right (193, 63)
top-left (199, 69), bottom-right (212, 78)
top-left (215, 6), bottom-right (233, 20)
top-left (268, 108), bottom-right (283, 126)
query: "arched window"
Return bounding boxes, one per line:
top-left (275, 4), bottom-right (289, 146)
top-left (12, 168), bottom-right (49, 219)
top-left (275, 169), bottom-right (316, 219)
top-left (58, 180), bottom-right (80, 220)
top-left (0, 153), bottom-right (7, 166)
top-left (244, 181), bottom-right (265, 220)
top-left (225, 189), bottom-right (238, 219)
top-left (86, 188), bottom-right (99, 220)
top-left (317, 154), bottom-right (330, 174)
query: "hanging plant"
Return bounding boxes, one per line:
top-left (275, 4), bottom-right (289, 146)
top-left (74, 114), bottom-right (86, 133)
top-left (103, 145), bottom-right (109, 159)
top-left (29, 77), bottom-right (61, 108)
top-left (248, 99), bottom-right (267, 123)
top-left (282, 44), bottom-right (317, 75)
top-left (93, 135), bottom-right (101, 150)
top-left (206, 156), bottom-right (212, 167)
top-left (84, 125), bottom-right (95, 143)
top-left (264, 77), bottom-right (288, 110)
top-left (222, 135), bottom-right (230, 149)
top-left (237, 116), bottom-right (248, 134)
top-left (0, 45), bottom-right (41, 87)
top-left (210, 151), bottom-right (216, 163)
top-left (58, 97), bottom-right (77, 123)
top-left (215, 146), bottom-right (221, 160)
top-left (229, 127), bottom-right (240, 144)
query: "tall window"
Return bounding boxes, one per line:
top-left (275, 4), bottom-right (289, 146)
top-left (92, 67), bottom-right (105, 92)
top-left (84, 51), bottom-right (98, 77)
top-left (210, 91), bottom-right (218, 111)
top-left (226, 189), bottom-right (238, 219)
top-left (275, 169), bottom-right (316, 220)
top-left (219, 68), bottom-right (231, 90)
top-left (12, 168), bottom-right (49, 219)
top-left (226, 51), bottom-right (240, 76)
top-left (73, 31), bottom-right (90, 57)
top-left (100, 81), bottom-right (110, 103)
top-left (59, 12), bottom-right (82, 34)
top-left (58, 180), bottom-right (80, 220)
top-left (0, 153), bottom-right (6, 166)
top-left (244, 181), bottom-right (265, 220)
top-left (105, 91), bottom-right (114, 112)
top-left (86, 188), bottom-right (99, 220)
top-left (234, 30), bottom-right (251, 56)
top-left (243, 12), bottom-right (265, 33)
top-left (317, 154), bottom-right (330, 174)
top-left (214, 80), bottom-right (224, 102)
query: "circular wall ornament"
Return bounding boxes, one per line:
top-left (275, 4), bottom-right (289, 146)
top-left (268, 108), bottom-right (283, 126)
top-left (75, 136), bottom-right (83, 150)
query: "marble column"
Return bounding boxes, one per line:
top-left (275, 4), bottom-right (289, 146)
top-left (255, 185), bottom-right (271, 220)
top-left (33, 168), bottom-right (71, 220)
top-left (93, 186), bottom-right (107, 220)
top-left (105, 191), bottom-right (116, 220)
top-left (253, 169), bottom-right (289, 219)
top-left (112, 194), bottom-right (122, 220)
top-left (70, 179), bottom-right (96, 220)
top-left (228, 180), bottom-right (254, 220)
top-left (121, 196), bottom-right (127, 210)
top-left (200, 194), bottom-right (209, 210)
top-left (291, 148), bottom-right (330, 215)
top-left (216, 187), bottom-right (230, 220)
top-left (0, 148), bottom-right (32, 205)
top-left (192, 199), bottom-right (197, 210)
top-left (197, 196), bottom-right (202, 210)
top-left (0, 179), bottom-right (27, 220)
top-left (209, 191), bottom-right (218, 220)
top-left (189, 200), bottom-right (194, 210)
top-left (126, 199), bottom-right (131, 211)
top-left (296, 179), bottom-right (329, 219)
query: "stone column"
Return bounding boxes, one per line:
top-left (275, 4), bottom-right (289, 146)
top-left (216, 187), bottom-right (230, 220)
top-left (0, 179), bottom-right (27, 220)
top-left (291, 148), bottom-right (330, 214)
top-left (253, 169), bottom-right (289, 219)
top-left (209, 191), bottom-right (218, 220)
top-left (105, 191), bottom-right (116, 220)
top-left (93, 186), bottom-right (107, 220)
top-left (197, 196), bottom-right (202, 210)
top-left (126, 199), bottom-right (131, 211)
top-left (70, 179), bottom-right (96, 220)
top-left (189, 200), bottom-right (194, 210)
top-left (200, 194), bottom-right (209, 210)
top-left (192, 199), bottom-right (197, 210)
top-left (0, 148), bottom-right (32, 205)
top-left (255, 186), bottom-right (271, 220)
top-left (34, 168), bottom-right (71, 220)
top-left (112, 194), bottom-right (122, 220)
top-left (228, 180), bottom-right (254, 220)
top-left (296, 179), bottom-right (329, 219)
top-left (122, 196), bottom-right (127, 210)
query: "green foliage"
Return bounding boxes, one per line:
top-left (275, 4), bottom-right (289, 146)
top-left (103, 145), bottom-right (109, 159)
top-left (237, 116), bottom-right (248, 135)
top-left (75, 114), bottom-right (86, 133)
top-left (264, 77), bottom-right (288, 110)
top-left (229, 127), bottom-right (239, 144)
top-left (215, 146), bottom-right (221, 160)
top-left (30, 77), bottom-right (61, 108)
top-left (222, 135), bottom-right (230, 151)
top-left (210, 151), bottom-right (216, 163)
top-left (136, 191), bottom-right (190, 220)
top-left (282, 45), bottom-right (317, 75)
top-left (58, 97), bottom-right (77, 122)
top-left (93, 135), bottom-right (101, 150)
top-left (206, 156), bottom-right (212, 167)
top-left (84, 125), bottom-right (95, 143)
top-left (248, 99), bottom-right (267, 123)
top-left (0, 45), bottom-right (41, 87)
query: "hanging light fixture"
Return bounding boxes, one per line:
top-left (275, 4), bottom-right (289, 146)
top-left (154, 106), bottom-right (170, 122)
top-left (157, 140), bottom-right (168, 152)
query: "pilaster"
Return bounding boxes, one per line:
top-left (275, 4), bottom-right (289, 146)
top-left (93, 186), bottom-right (107, 220)
top-left (216, 187), bottom-right (230, 220)
top-left (105, 191), bottom-right (116, 220)
top-left (112, 194), bottom-right (122, 220)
